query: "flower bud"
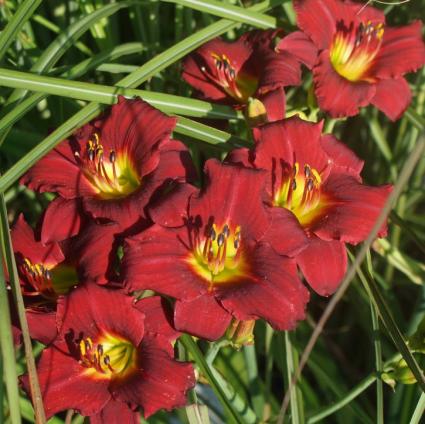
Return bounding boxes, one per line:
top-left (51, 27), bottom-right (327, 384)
top-left (226, 319), bottom-right (255, 348)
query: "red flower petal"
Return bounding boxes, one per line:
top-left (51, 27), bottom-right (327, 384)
top-left (41, 197), bottom-right (84, 244)
top-left (148, 183), bottom-right (198, 227)
top-left (20, 139), bottom-right (96, 198)
top-left (320, 134), bottom-right (364, 177)
top-left (189, 159), bottom-right (270, 241)
top-left (90, 399), bottom-right (140, 424)
top-left (370, 77), bottom-right (412, 121)
top-left (26, 309), bottom-right (57, 345)
top-left (314, 174), bottom-right (392, 244)
top-left (135, 296), bottom-right (180, 343)
top-left (263, 207), bottom-right (308, 256)
top-left (313, 50), bottom-right (376, 117)
top-left (253, 117), bottom-right (328, 180)
top-left (69, 221), bottom-right (123, 284)
top-left (277, 31), bottom-right (318, 69)
top-left (259, 88), bottom-right (286, 122)
top-left (257, 50), bottom-right (302, 93)
top-left (12, 214), bottom-right (64, 266)
top-left (216, 244), bottom-right (309, 330)
top-left (123, 224), bottom-right (206, 299)
top-left (296, 236), bottom-right (347, 295)
top-left (174, 294), bottom-right (232, 341)
top-left (112, 337), bottom-right (195, 418)
top-left (96, 97), bottom-right (177, 177)
top-left (21, 343), bottom-right (110, 418)
top-left (370, 21), bottom-right (425, 80)
top-left (294, 0), bottom-right (384, 49)
top-left (182, 37), bottom-right (253, 103)
top-left (57, 285), bottom-right (145, 347)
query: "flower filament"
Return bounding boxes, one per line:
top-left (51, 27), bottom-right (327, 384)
top-left (274, 163), bottom-right (324, 226)
top-left (188, 222), bottom-right (247, 285)
top-left (76, 134), bottom-right (140, 199)
top-left (330, 20), bottom-right (384, 82)
top-left (201, 53), bottom-right (257, 102)
top-left (79, 333), bottom-right (137, 379)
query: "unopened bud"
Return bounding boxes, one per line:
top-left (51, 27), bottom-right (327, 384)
top-left (226, 319), bottom-right (255, 348)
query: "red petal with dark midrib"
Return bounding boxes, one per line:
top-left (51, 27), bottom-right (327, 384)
top-left (277, 31), bottom-right (318, 69)
top-left (320, 134), bottom-right (364, 177)
top-left (259, 88), bottom-right (286, 122)
top-left (57, 284), bottom-right (145, 347)
top-left (296, 236), bottom-right (347, 296)
top-left (370, 78), bottom-right (412, 121)
top-left (174, 294), bottom-right (232, 341)
top-left (313, 50), bottom-right (376, 118)
top-left (20, 342), bottom-right (110, 419)
top-left (41, 197), bottom-right (84, 244)
top-left (20, 139), bottom-right (96, 199)
top-left (111, 336), bottom-right (195, 418)
top-left (253, 117), bottom-right (328, 181)
top-left (148, 183), bottom-right (198, 228)
top-left (189, 159), bottom-right (270, 241)
top-left (90, 399), bottom-right (140, 424)
top-left (96, 97), bottom-right (177, 177)
top-left (69, 221), bottom-right (123, 285)
top-left (216, 243), bottom-right (309, 331)
top-left (12, 214), bottom-right (64, 266)
top-left (294, 0), bottom-right (385, 50)
top-left (370, 21), bottom-right (425, 80)
top-left (314, 173), bottom-right (392, 244)
top-left (263, 207), bottom-right (308, 257)
top-left (123, 224), bottom-right (207, 300)
top-left (182, 37), bottom-right (253, 103)
top-left (135, 296), bottom-right (180, 343)
top-left (26, 309), bottom-right (58, 346)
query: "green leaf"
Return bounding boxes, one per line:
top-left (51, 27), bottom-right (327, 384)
top-left (0, 247), bottom-right (21, 424)
top-left (409, 392), bottom-right (425, 424)
top-left (0, 194), bottom-right (46, 422)
top-left (0, 0), bottom-right (43, 63)
top-left (164, 0), bottom-right (276, 29)
top-left (186, 404), bottom-right (211, 424)
top-left (180, 334), bottom-right (252, 424)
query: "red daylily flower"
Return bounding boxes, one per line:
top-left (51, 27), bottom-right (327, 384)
top-left (20, 284), bottom-right (195, 420)
top-left (11, 215), bottom-right (80, 344)
top-left (182, 29), bottom-right (304, 122)
top-left (227, 117), bottom-right (392, 295)
top-left (123, 160), bottom-right (309, 341)
top-left (21, 97), bottom-right (195, 229)
top-left (278, 0), bottom-right (425, 119)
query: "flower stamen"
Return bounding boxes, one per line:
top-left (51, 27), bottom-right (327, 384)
top-left (330, 20), bottom-right (384, 82)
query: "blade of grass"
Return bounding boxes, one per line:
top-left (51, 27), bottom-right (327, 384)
top-left (409, 392), bottom-right (425, 424)
top-left (0, 42), bottom-right (145, 134)
top-left (1, 0), bottom-right (140, 108)
top-left (0, 194), bottom-right (46, 423)
top-left (0, 252), bottom-right (21, 424)
top-left (243, 344), bottom-right (264, 418)
top-left (356, 252), bottom-right (425, 393)
top-left (366, 251), bottom-right (384, 424)
top-left (277, 133), bottom-right (425, 423)
top-left (390, 211), bottom-right (425, 256)
top-left (0, 67), bottom-right (238, 120)
top-left (0, 1), bottom-right (277, 191)
top-left (180, 334), bottom-right (249, 424)
top-left (285, 332), bottom-right (301, 424)
top-left (163, 0), bottom-right (276, 28)
top-left (0, 0), bottom-right (43, 63)
top-left (186, 404), bottom-right (211, 424)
